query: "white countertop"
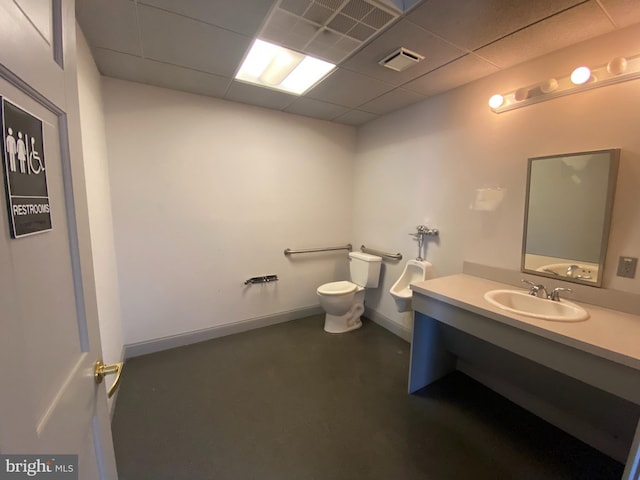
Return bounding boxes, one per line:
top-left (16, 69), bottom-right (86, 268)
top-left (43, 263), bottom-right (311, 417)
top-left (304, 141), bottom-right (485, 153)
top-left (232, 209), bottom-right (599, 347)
top-left (411, 274), bottom-right (640, 371)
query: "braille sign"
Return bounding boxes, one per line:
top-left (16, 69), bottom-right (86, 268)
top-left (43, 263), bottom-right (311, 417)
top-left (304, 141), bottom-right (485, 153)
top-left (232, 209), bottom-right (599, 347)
top-left (1, 97), bottom-right (51, 238)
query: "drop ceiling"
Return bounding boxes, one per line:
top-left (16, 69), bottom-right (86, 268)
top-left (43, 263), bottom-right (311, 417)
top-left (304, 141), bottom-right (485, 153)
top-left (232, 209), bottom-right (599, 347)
top-left (76, 0), bottom-right (640, 126)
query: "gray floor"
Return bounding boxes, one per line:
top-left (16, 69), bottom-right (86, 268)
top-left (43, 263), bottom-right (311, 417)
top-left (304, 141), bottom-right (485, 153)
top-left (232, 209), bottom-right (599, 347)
top-left (112, 315), bottom-right (623, 480)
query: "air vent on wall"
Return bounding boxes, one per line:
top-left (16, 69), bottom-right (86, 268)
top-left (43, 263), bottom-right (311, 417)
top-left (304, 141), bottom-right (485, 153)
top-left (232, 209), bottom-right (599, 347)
top-left (379, 47), bottom-right (424, 72)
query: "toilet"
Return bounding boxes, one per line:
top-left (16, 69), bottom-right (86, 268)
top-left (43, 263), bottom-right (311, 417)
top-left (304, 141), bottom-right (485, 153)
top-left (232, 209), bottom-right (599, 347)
top-left (317, 252), bottom-right (382, 333)
top-left (389, 260), bottom-right (433, 312)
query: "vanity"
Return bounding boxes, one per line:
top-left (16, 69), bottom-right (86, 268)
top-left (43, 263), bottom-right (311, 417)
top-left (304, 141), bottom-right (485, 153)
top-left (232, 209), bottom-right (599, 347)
top-left (403, 147), bottom-right (639, 476)
top-left (409, 273), bottom-right (640, 480)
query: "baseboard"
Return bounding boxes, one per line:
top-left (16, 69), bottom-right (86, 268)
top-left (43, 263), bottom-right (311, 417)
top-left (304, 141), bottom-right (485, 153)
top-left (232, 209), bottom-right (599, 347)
top-left (124, 305), bottom-right (323, 359)
top-left (365, 307), bottom-right (412, 342)
top-left (458, 359), bottom-right (629, 462)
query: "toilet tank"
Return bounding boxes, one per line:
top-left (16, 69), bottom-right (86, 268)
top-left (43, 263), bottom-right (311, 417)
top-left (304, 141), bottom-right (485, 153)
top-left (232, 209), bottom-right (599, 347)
top-left (348, 252), bottom-right (382, 288)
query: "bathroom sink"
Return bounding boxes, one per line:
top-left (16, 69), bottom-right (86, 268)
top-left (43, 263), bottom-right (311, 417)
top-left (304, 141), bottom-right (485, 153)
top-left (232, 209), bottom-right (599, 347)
top-left (483, 289), bottom-right (589, 321)
top-left (535, 263), bottom-right (597, 280)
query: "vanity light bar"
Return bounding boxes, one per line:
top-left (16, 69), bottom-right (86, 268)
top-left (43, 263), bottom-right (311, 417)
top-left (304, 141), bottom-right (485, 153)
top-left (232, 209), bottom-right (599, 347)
top-left (489, 54), bottom-right (640, 113)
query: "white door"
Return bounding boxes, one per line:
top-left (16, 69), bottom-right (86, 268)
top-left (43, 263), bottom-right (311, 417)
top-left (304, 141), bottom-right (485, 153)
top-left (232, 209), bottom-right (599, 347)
top-left (0, 1), bottom-right (118, 478)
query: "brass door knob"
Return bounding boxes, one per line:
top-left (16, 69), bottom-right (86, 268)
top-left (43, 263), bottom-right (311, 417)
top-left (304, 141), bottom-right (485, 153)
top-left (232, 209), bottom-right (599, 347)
top-left (94, 360), bottom-right (124, 398)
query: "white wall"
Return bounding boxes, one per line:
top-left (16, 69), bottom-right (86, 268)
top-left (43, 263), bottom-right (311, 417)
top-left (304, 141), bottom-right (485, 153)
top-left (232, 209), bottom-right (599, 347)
top-left (355, 25), bottom-right (640, 332)
top-left (100, 25), bottom-right (640, 346)
top-left (102, 79), bottom-right (356, 345)
top-left (76, 27), bottom-right (124, 406)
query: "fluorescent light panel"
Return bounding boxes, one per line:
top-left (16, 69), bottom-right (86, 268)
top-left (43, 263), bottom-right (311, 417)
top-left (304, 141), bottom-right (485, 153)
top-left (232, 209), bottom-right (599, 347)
top-left (236, 39), bottom-right (336, 95)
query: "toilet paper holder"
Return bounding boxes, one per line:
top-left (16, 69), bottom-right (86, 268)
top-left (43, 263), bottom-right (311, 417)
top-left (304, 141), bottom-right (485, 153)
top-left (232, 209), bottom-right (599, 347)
top-left (244, 274), bottom-right (279, 285)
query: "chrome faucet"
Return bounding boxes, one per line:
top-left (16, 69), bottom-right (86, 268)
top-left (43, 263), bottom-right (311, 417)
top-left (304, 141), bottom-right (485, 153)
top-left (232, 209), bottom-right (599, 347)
top-left (549, 287), bottom-right (573, 301)
top-left (521, 279), bottom-right (549, 299)
top-left (521, 280), bottom-right (573, 301)
top-left (566, 265), bottom-right (580, 278)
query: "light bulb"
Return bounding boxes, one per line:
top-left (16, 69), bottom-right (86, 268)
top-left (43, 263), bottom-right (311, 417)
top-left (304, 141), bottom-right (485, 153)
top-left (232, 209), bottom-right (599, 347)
top-left (488, 94), bottom-right (504, 109)
top-left (570, 66), bottom-right (591, 85)
top-left (540, 78), bottom-right (558, 93)
top-left (607, 57), bottom-right (627, 75)
top-left (513, 87), bottom-right (529, 101)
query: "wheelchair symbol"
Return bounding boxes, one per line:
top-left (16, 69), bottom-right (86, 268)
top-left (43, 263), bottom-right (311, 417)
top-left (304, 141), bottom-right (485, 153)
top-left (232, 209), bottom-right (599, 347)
top-left (28, 136), bottom-right (45, 174)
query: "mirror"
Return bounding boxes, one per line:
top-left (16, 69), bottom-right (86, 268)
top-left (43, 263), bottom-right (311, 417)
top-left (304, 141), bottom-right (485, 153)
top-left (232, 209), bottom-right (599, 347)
top-left (522, 149), bottom-right (619, 287)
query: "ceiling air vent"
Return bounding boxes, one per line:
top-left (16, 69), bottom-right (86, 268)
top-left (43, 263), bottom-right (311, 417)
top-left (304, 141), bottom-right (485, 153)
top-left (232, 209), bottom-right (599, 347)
top-left (379, 47), bottom-right (424, 72)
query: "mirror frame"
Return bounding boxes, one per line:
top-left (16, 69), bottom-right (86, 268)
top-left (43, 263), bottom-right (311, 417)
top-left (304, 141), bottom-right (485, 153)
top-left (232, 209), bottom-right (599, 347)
top-left (521, 148), bottom-right (620, 287)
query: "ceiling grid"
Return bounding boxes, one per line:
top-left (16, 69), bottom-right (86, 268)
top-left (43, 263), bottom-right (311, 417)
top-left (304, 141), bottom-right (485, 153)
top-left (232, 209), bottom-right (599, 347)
top-left (261, 0), bottom-right (400, 64)
top-left (75, 0), bottom-right (640, 126)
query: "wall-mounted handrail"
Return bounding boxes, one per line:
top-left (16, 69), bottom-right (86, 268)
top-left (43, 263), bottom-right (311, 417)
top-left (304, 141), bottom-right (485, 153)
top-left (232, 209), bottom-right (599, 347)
top-left (284, 244), bottom-right (352, 256)
top-left (360, 245), bottom-right (402, 260)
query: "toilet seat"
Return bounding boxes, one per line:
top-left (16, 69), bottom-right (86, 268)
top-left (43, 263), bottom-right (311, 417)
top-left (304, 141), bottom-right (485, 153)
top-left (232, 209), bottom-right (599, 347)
top-left (317, 281), bottom-right (357, 296)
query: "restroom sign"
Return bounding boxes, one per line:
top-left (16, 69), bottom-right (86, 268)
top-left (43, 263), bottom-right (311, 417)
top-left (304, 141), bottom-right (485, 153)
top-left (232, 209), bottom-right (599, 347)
top-left (1, 97), bottom-right (51, 238)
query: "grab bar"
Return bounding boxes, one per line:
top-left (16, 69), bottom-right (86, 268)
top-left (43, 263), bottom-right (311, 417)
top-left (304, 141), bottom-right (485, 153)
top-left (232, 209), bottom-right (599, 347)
top-left (360, 245), bottom-right (402, 260)
top-left (245, 274), bottom-right (279, 285)
top-left (284, 244), bottom-right (352, 256)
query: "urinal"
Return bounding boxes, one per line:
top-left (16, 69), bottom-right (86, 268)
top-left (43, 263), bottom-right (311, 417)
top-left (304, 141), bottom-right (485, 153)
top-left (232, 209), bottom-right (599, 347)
top-left (389, 260), bottom-right (432, 312)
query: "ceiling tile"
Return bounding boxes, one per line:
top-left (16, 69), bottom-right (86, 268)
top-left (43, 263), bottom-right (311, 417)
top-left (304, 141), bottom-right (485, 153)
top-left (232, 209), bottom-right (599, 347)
top-left (280, 0), bottom-right (313, 16)
top-left (92, 48), bottom-right (147, 82)
top-left (76, 0), bottom-right (141, 56)
top-left (261, 9), bottom-right (320, 53)
top-left (342, 0), bottom-right (374, 20)
top-left (305, 30), bottom-right (362, 64)
top-left (332, 109), bottom-right (378, 125)
top-left (137, 0), bottom-right (276, 36)
top-left (403, 53), bottom-right (499, 96)
top-left (349, 22), bottom-right (376, 41)
top-left (403, 0), bottom-right (423, 11)
top-left (259, 0), bottom-right (400, 64)
top-left (598, 0), bottom-right (640, 27)
top-left (138, 4), bottom-right (252, 76)
top-left (328, 14), bottom-right (358, 33)
top-left (304, 3), bottom-right (334, 24)
top-left (363, 7), bottom-right (395, 29)
top-left (306, 68), bottom-right (394, 107)
top-left (77, 0), bottom-right (640, 126)
top-left (142, 60), bottom-right (231, 98)
top-left (93, 48), bottom-right (232, 98)
top-left (341, 19), bottom-right (466, 86)
top-left (284, 97), bottom-right (350, 120)
top-left (407, 0), bottom-right (585, 51)
top-left (358, 87), bottom-right (425, 115)
top-left (259, 0), bottom-right (398, 64)
top-left (225, 81), bottom-right (297, 110)
top-left (475, 1), bottom-right (615, 68)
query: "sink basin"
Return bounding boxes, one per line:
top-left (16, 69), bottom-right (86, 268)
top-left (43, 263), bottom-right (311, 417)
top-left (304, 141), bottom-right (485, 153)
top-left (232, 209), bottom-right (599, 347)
top-left (483, 289), bottom-right (589, 321)
top-left (535, 263), bottom-right (598, 281)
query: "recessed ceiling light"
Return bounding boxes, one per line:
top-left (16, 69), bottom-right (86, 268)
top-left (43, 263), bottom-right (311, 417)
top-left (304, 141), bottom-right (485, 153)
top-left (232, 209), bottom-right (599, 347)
top-left (235, 39), bottom-right (336, 95)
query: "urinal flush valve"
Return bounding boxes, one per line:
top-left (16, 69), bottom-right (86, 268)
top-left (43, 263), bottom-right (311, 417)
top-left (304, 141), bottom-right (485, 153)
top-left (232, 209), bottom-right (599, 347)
top-left (416, 225), bottom-right (439, 236)
top-left (410, 225), bottom-right (439, 261)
